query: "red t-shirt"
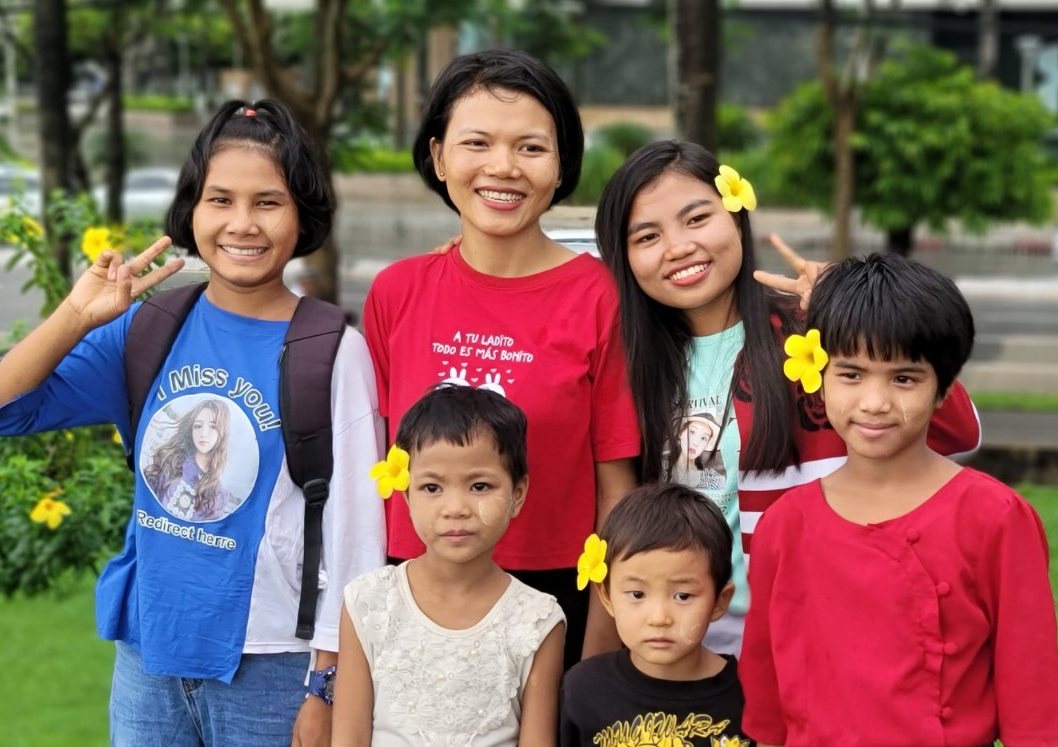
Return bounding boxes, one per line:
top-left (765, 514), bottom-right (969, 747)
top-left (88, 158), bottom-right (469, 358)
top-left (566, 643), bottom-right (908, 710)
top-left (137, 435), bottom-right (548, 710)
top-left (734, 346), bottom-right (981, 557)
top-left (740, 468), bottom-right (1058, 747)
top-left (364, 249), bottom-right (640, 569)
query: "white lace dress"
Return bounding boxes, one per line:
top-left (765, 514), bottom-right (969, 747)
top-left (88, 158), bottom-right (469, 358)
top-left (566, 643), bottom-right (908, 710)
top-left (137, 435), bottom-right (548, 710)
top-left (344, 562), bottom-right (565, 745)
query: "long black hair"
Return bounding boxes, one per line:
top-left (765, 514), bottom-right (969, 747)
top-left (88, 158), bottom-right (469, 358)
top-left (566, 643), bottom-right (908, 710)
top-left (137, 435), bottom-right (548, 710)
top-left (596, 140), bottom-right (799, 480)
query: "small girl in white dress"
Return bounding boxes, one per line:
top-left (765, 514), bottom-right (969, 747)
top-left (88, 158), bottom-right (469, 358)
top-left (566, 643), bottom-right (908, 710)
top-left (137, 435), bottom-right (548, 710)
top-left (333, 385), bottom-right (566, 745)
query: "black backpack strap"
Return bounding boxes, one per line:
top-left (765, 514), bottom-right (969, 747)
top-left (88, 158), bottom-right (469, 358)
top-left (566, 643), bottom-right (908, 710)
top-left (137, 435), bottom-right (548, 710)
top-left (123, 282), bottom-right (208, 470)
top-left (280, 295), bottom-right (346, 640)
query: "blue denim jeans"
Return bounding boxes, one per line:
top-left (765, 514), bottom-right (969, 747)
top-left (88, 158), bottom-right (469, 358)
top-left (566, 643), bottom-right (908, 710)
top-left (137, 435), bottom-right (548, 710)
top-left (109, 641), bottom-right (310, 747)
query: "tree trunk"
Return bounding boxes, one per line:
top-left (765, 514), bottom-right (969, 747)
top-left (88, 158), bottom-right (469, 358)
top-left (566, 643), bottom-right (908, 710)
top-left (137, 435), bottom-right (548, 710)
top-left (831, 101), bottom-right (855, 261)
top-left (977, 0), bottom-right (998, 79)
top-left (886, 225), bottom-right (914, 256)
top-left (104, 28), bottom-right (125, 224)
top-left (670, 0), bottom-right (720, 151)
top-left (218, 0), bottom-right (350, 304)
top-left (33, 0), bottom-right (73, 279)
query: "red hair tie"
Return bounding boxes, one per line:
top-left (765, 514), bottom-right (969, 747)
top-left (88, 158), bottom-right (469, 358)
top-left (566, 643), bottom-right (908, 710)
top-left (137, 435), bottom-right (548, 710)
top-left (244, 107), bottom-right (257, 117)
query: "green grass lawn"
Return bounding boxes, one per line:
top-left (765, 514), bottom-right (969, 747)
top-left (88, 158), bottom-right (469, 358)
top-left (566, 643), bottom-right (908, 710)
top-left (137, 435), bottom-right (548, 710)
top-left (1, 485), bottom-right (1056, 745)
top-left (0, 575), bottom-right (112, 746)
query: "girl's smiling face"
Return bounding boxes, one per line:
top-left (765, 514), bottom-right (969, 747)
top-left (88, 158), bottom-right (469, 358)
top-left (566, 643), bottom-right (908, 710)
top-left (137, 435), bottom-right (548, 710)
top-left (821, 347), bottom-right (940, 463)
top-left (429, 86), bottom-right (561, 242)
top-left (191, 146), bottom-right (300, 296)
top-left (626, 170), bottom-right (744, 336)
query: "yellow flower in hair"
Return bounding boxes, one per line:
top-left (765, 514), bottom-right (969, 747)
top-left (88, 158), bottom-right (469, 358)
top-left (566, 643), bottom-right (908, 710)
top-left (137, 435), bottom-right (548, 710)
top-left (369, 445), bottom-right (410, 499)
top-left (715, 164), bottom-right (757, 213)
top-left (784, 328), bottom-right (829, 394)
top-left (30, 489), bottom-right (71, 529)
top-left (576, 533), bottom-right (608, 590)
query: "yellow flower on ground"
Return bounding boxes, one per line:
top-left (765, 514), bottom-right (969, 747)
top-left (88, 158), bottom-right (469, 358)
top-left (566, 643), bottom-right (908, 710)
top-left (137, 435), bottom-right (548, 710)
top-left (576, 533), bottom-right (608, 590)
top-left (30, 489), bottom-right (72, 529)
top-left (369, 445), bottom-right (410, 499)
top-left (783, 328), bottom-right (829, 394)
top-left (81, 226), bottom-right (114, 263)
top-left (714, 164), bottom-right (757, 213)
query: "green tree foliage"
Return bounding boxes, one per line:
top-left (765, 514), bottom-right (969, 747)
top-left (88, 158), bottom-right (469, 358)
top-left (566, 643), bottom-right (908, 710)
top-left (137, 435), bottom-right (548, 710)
top-left (769, 42), bottom-right (1055, 253)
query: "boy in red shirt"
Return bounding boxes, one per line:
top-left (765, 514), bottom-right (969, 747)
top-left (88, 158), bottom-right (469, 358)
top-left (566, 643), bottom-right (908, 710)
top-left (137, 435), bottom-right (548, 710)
top-left (740, 253), bottom-right (1058, 747)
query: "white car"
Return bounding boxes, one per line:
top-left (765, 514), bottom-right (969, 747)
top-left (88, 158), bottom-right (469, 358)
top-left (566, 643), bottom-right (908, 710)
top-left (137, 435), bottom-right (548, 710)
top-left (93, 167), bottom-right (180, 222)
top-left (0, 165), bottom-right (42, 218)
top-left (547, 227), bottom-right (599, 257)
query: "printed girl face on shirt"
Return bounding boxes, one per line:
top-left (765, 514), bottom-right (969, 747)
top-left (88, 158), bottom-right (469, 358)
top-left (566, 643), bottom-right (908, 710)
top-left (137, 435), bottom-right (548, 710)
top-left (192, 409), bottom-right (221, 456)
top-left (626, 170), bottom-right (743, 337)
top-left (682, 420), bottom-right (715, 462)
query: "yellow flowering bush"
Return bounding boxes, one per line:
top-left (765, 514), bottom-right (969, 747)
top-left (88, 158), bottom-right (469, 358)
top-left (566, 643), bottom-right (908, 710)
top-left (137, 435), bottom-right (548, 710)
top-left (30, 489), bottom-right (72, 529)
top-left (80, 226), bottom-right (118, 263)
top-left (0, 192), bottom-right (158, 597)
top-left (0, 426), bottom-right (133, 596)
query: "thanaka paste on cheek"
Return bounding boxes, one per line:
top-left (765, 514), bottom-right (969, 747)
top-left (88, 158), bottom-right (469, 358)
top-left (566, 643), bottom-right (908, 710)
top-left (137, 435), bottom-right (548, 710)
top-left (676, 621), bottom-right (700, 645)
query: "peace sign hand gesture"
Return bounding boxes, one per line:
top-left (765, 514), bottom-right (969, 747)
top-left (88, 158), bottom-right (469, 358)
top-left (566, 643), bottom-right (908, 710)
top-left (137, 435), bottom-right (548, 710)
top-left (65, 236), bottom-right (186, 331)
top-left (752, 233), bottom-right (829, 311)
top-left (0, 236), bottom-right (186, 405)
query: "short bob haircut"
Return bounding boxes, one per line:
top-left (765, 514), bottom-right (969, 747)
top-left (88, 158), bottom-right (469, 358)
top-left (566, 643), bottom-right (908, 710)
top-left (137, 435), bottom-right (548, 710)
top-left (395, 385), bottom-right (529, 486)
top-left (165, 98), bottom-right (334, 258)
top-left (807, 252), bottom-right (975, 397)
top-left (412, 48), bottom-right (584, 214)
top-left (600, 482), bottom-right (733, 594)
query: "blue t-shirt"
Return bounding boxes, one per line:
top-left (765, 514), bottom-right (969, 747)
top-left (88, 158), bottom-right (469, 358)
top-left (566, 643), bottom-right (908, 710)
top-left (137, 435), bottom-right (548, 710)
top-left (0, 295), bottom-right (289, 682)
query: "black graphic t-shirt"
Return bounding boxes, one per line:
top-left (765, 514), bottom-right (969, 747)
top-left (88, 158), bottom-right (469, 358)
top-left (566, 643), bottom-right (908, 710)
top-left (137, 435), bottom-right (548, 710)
top-left (559, 650), bottom-right (753, 746)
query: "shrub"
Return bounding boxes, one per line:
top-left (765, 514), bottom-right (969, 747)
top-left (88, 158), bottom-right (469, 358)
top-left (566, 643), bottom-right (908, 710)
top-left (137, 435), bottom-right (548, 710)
top-left (122, 94), bottom-right (195, 114)
top-left (593, 121), bottom-right (655, 158)
top-left (0, 195), bottom-right (160, 596)
top-left (331, 143), bottom-right (414, 174)
top-left (0, 429), bottom-right (133, 596)
top-left (568, 144), bottom-right (626, 206)
top-left (718, 103), bottom-right (763, 154)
